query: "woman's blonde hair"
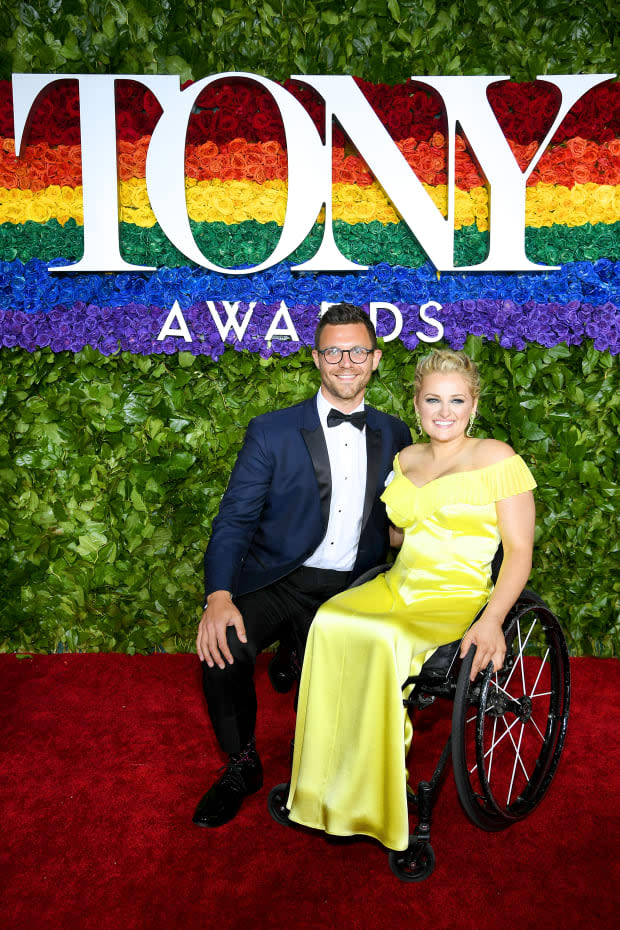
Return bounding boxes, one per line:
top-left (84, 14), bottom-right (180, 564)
top-left (414, 349), bottom-right (481, 400)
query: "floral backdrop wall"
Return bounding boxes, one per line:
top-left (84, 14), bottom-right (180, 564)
top-left (0, 0), bottom-right (617, 655)
top-left (1, 78), bottom-right (618, 356)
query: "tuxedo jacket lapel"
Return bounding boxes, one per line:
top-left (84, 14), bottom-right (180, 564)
top-left (361, 424), bottom-right (382, 531)
top-left (300, 398), bottom-right (331, 531)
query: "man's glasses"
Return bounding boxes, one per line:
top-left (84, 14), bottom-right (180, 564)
top-left (317, 346), bottom-right (375, 364)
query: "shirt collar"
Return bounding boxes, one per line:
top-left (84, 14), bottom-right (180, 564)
top-left (316, 389), bottom-right (365, 430)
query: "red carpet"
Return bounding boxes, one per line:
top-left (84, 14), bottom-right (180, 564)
top-left (0, 653), bottom-right (617, 930)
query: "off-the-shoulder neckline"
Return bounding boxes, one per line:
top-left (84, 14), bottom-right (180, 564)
top-left (394, 452), bottom-right (521, 490)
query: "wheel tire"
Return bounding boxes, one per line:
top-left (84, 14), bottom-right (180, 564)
top-left (389, 839), bottom-right (436, 882)
top-left (267, 783), bottom-right (291, 826)
top-left (452, 600), bottom-right (570, 831)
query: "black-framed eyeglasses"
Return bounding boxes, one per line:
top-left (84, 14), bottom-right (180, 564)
top-left (317, 346), bottom-right (375, 364)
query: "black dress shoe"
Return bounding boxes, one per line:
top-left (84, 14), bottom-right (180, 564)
top-left (268, 643), bottom-right (300, 694)
top-left (192, 751), bottom-right (263, 827)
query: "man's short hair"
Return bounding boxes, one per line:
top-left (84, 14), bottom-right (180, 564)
top-left (314, 303), bottom-right (377, 350)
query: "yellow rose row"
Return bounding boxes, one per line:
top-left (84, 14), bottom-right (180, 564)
top-left (0, 178), bottom-right (618, 230)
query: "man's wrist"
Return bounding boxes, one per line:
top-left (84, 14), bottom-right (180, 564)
top-left (204, 590), bottom-right (233, 609)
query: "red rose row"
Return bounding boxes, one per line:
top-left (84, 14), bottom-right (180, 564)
top-left (0, 77), bottom-right (617, 149)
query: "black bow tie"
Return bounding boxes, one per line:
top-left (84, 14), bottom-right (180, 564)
top-left (327, 408), bottom-right (367, 431)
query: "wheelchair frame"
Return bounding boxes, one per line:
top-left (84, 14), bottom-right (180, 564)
top-left (268, 586), bottom-right (570, 882)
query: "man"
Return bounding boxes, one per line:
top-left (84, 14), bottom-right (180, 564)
top-left (194, 303), bottom-right (412, 827)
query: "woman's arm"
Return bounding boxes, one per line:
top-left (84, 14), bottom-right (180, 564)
top-left (389, 525), bottom-right (404, 548)
top-left (460, 488), bottom-right (536, 680)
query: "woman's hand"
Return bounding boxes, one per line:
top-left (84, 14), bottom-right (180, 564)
top-left (459, 611), bottom-right (506, 681)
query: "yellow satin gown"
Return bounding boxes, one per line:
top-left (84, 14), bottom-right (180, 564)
top-left (287, 453), bottom-right (536, 851)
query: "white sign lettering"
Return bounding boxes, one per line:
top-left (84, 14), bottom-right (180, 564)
top-left (11, 71), bottom-right (616, 275)
top-left (157, 301), bottom-right (443, 345)
top-left (207, 301), bottom-right (256, 341)
top-left (157, 300), bottom-right (192, 342)
top-left (264, 301), bottom-right (300, 342)
top-left (417, 301), bottom-right (444, 343)
top-left (368, 303), bottom-right (403, 342)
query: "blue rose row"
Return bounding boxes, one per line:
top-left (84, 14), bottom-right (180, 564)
top-left (0, 257), bottom-right (618, 313)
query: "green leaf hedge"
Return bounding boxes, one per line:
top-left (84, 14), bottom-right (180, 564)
top-left (0, 0), bottom-right (618, 654)
top-left (0, 0), bottom-right (617, 82)
top-left (1, 339), bottom-right (618, 655)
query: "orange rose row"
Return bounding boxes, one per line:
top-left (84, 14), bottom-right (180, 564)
top-left (1, 133), bottom-right (619, 192)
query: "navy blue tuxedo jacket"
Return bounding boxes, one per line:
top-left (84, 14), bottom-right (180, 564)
top-left (203, 395), bottom-right (412, 600)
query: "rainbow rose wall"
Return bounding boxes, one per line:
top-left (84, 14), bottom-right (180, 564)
top-left (1, 77), bottom-right (618, 356)
top-left (0, 2), bottom-right (617, 657)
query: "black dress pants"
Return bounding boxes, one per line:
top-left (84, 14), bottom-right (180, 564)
top-left (201, 566), bottom-right (351, 754)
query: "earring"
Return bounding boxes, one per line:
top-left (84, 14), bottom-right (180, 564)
top-left (467, 413), bottom-right (476, 437)
top-left (415, 411), bottom-right (423, 436)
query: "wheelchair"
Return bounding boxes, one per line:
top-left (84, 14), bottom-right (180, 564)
top-left (267, 560), bottom-right (571, 882)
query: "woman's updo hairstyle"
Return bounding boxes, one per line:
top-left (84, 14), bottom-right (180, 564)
top-left (414, 349), bottom-right (481, 400)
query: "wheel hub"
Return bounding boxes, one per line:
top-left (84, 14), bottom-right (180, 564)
top-left (517, 695), bottom-right (533, 721)
top-left (485, 691), bottom-right (508, 716)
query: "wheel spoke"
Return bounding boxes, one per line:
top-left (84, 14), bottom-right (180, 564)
top-left (502, 717), bottom-right (530, 787)
top-left (488, 678), bottom-right (516, 701)
top-left (487, 715), bottom-right (498, 782)
top-left (503, 618), bottom-right (538, 691)
top-left (507, 722), bottom-right (527, 805)
top-left (528, 713), bottom-right (546, 743)
top-left (469, 714), bottom-right (521, 774)
top-left (529, 648), bottom-right (550, 696)
top-left (488, 676), bottom-right (525, 709)
top-left (517, 621), bottom-right (526, 693)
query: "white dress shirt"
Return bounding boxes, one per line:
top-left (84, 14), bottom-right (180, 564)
top-left (303, 390), bottom-right (367, 571)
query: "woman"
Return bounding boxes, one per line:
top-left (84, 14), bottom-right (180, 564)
top-left (286, 349), bottom-right (536, 852)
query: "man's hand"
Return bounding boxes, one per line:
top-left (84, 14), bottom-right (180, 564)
top-left (459, 612), bottom-right (506, 681)
top-left (196, 591), bottom-right (247, 669)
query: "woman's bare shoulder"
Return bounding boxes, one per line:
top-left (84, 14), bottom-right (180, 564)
top-left (398, 442), bottom-right (427, 466)
top-left (472, 438), bottom-right (516, 467)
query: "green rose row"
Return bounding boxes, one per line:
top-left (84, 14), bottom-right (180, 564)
top-left (1, 218), bottom-right (619, 267)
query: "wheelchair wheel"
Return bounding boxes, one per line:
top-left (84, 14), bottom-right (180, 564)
top-left (389, 839), bottom-right (435, 882)
top-left (452, 598), bottom-right (570, 832)
top-left (268, 783), bottom-right (291, 826)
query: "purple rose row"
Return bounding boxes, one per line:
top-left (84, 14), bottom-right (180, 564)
top-left (0, 298), bottom-right (618, 357)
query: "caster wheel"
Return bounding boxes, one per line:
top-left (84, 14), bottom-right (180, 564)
top-left (389, 839), bottom-right (435, 882)
top-left (268, 783), bottom-right (291, 826)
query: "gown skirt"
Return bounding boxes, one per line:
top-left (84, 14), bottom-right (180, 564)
top-left (286, 453), bottom-right (536, 851)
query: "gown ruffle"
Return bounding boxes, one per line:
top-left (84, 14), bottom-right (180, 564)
top-left (286, 453), bottom-right (536, 851)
